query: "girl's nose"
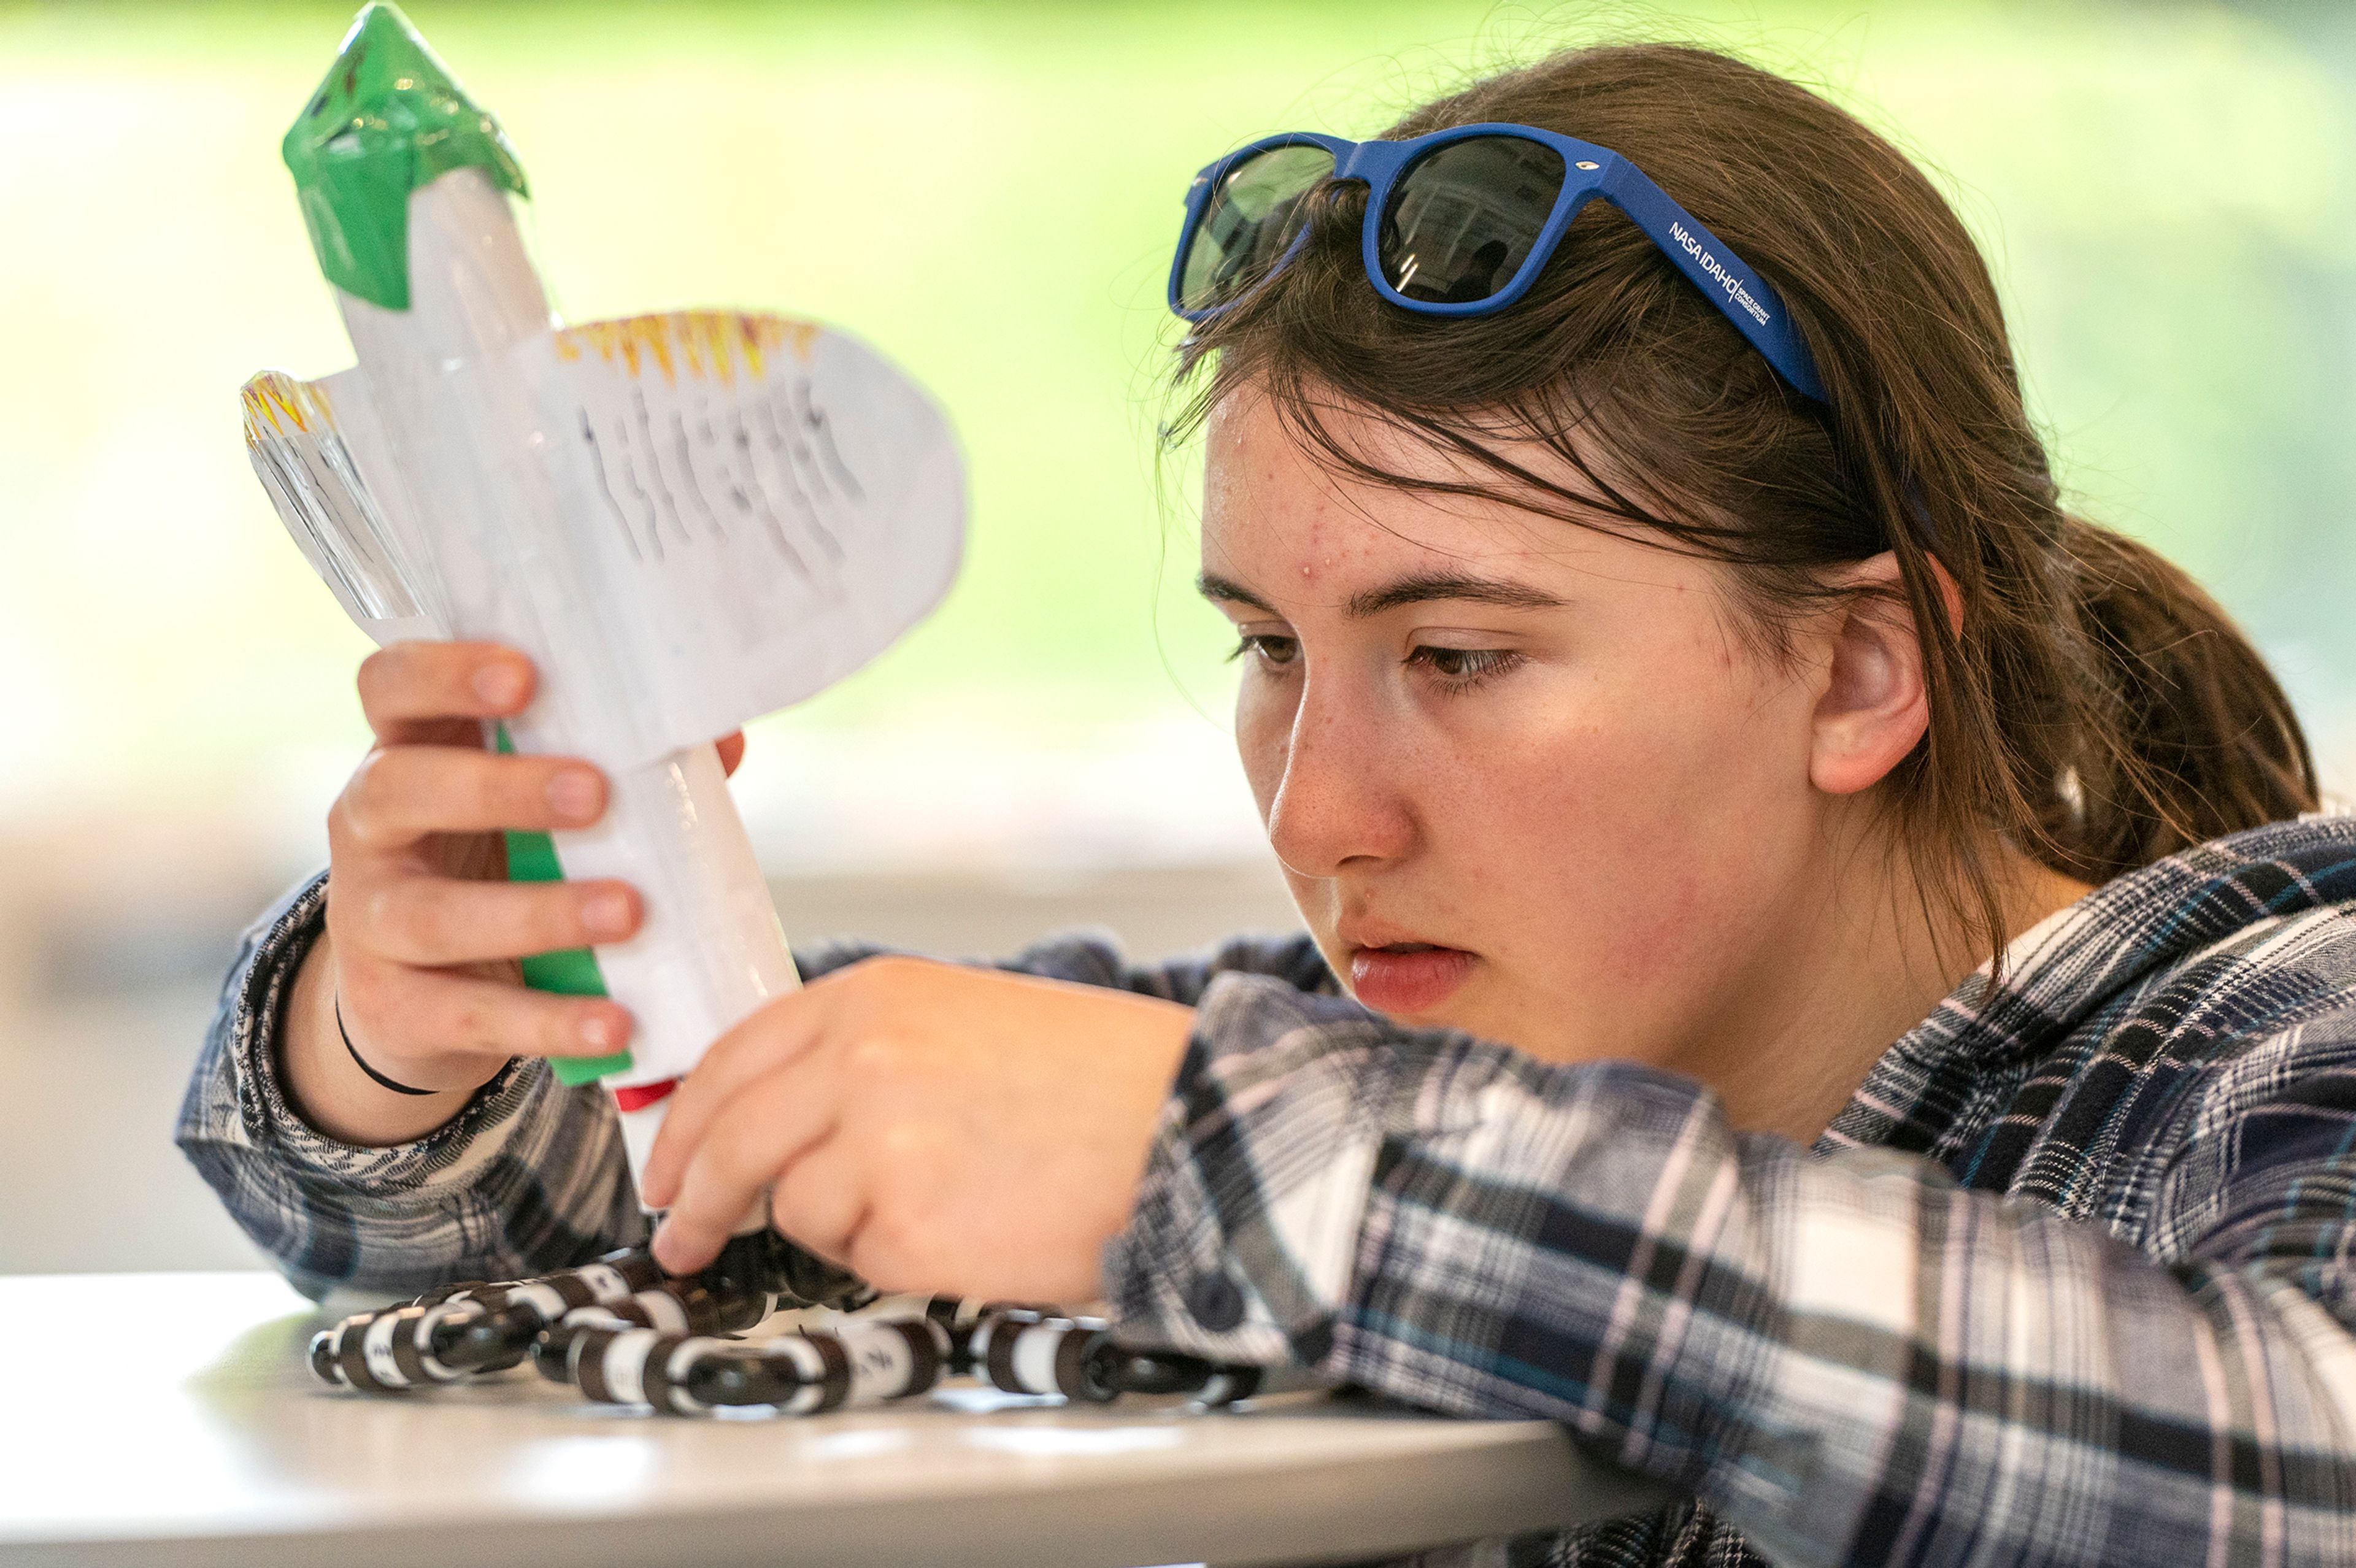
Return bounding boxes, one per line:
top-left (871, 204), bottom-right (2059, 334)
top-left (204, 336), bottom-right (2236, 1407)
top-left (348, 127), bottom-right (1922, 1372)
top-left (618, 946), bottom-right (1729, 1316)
top-left (1262, 668), bottom-right (1418, 880)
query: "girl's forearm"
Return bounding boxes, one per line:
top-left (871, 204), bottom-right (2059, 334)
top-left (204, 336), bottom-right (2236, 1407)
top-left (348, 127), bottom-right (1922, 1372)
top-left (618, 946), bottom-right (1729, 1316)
top-left (177, 872), bottom-right (650, 1301)
top-left (1105, 978), bottom-right (2356, 1568)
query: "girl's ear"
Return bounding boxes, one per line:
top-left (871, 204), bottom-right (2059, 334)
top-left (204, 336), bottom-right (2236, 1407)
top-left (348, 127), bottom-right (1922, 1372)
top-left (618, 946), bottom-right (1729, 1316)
top-left (1807, 551), bottom-right (1940, 796)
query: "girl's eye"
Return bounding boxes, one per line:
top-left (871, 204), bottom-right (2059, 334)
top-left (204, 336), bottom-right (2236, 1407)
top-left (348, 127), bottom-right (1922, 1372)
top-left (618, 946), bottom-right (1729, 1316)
top-left (1227, 632), bottom-right (1299, 669)
top-left (1407, 645), bottom-right (1522, 690)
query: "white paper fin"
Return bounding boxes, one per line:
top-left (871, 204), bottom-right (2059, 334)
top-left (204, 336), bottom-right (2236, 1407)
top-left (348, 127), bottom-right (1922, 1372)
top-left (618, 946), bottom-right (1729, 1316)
top-left (239, 369), bottom-right (446, 645)
top-left (528, 311), bottom-right (964, 759)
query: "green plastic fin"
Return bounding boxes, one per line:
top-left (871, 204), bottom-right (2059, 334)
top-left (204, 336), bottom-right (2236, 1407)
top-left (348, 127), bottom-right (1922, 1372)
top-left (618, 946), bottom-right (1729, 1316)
top-left (282, 3), bottom-right (529, 311)
top-left (494, 724), bottom-right (632, 1085)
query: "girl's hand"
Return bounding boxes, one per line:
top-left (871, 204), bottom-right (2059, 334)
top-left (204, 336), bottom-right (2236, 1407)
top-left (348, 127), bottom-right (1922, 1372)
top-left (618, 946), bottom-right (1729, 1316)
top-left (640, 957), bottom-right (1194, 1302)
top-left (283, 640), bottom-right (743, 1146)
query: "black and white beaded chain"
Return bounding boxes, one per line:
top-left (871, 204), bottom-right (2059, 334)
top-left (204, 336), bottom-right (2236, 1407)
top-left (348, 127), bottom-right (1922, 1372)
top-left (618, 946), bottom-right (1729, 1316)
top-left (309, 1234), bottom-right (1262, 1417)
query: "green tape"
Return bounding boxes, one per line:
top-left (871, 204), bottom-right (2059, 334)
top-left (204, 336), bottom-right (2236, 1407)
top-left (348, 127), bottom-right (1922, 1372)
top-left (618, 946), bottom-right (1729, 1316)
top-left (283, 3), bottom-right (528, 312)
top-left (495, 724), bottom-right (632, 1085)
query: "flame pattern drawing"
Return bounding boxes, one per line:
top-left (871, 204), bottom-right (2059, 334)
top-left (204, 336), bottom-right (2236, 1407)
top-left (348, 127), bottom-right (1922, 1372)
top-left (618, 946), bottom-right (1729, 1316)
top-left (552, 309), bottom-right (820, 383)
top-left (239, 369), bottom-right (424, 625)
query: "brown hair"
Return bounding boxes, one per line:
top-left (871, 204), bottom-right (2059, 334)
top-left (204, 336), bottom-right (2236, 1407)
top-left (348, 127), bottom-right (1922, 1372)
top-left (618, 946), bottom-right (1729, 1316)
top-left (1168, 41), bottom-right (2317, 970)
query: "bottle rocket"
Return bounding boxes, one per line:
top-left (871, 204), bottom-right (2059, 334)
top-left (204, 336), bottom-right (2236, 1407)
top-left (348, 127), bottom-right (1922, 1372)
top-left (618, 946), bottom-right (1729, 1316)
top-left (241, 4), bottom-right (966, 1202)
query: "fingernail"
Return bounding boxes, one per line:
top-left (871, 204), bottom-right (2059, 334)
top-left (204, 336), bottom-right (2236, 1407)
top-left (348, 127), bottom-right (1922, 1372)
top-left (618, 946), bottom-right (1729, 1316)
top-left (474, 662), bottom-right (525, 709)
top-left (548, 769), bottom-right (601, 823)
top-left (578, 1012), bottom-right (618, 1050)
top-left (581, 890), bottom-right (632, 939)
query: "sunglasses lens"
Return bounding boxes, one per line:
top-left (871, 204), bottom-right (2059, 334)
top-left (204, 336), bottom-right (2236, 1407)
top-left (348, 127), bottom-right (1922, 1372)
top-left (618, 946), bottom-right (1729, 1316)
top-left (1378, 136), bottom-right (1566, 306)
top-left (1178, 143), bottom-right (1336, 313)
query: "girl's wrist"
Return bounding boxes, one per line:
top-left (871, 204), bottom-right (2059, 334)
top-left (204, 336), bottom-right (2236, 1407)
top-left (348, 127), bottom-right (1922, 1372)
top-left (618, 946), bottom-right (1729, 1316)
top-left (332, 992), bottom-right (438, 1096)
top-left (278, 933), bottom-right (485, 1147)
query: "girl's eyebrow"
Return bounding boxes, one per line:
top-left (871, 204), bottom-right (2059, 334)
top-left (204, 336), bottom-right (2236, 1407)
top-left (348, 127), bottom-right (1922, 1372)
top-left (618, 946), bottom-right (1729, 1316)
top-left (1195, 570), bottom-right (1276, 613)
top-left (1196, 568), bottom-right (1568, 619)
top-left (1344, 570), bottom-right (1570, 617)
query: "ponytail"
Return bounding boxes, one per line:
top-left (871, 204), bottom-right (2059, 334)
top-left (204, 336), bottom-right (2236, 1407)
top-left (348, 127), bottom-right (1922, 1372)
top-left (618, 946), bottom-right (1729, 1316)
top-left (2048, 518), bottom-right (2319, 882)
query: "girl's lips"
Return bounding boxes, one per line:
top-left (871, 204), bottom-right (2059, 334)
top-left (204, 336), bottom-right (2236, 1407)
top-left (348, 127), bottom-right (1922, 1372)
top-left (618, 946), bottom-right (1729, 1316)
top-left (1348, 945), bottom-right (1475, 1016)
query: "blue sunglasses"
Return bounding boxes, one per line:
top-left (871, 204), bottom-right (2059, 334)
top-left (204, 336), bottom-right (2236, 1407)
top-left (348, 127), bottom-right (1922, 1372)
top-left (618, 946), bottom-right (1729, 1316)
top-left (1169, 124), bottom-right (1827, 404)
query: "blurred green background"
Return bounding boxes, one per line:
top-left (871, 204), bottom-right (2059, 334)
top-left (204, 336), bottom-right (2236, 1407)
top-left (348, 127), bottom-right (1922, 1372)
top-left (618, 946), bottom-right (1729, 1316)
top-left (1, 0), bottom-right (2351, 1270)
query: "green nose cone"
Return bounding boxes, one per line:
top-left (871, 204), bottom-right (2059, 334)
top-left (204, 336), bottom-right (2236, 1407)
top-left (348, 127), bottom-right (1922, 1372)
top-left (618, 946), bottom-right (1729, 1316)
top-left (282, 2), bottom-right (528, 312)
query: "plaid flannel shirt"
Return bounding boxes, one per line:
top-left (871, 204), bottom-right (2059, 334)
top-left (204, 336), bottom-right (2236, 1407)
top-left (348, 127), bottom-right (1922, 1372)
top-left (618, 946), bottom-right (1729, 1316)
top-left (181, 817), bottom-right (2356, 1566)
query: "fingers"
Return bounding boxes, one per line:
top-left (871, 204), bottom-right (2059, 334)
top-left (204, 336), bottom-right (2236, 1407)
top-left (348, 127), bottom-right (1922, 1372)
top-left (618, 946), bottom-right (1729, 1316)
top-left (325, 638), bottom-right (649, 1099)
top-left (767, 1137), bottom-right (863, 1266)
top-left (336, 745), bottom-right (607, 851)
top-left (637, 987), bottom-right (833, 1205)
top-left (357, 640), bottom-right (536, 745)
top-left (649, 1054), bottom-right (839, 1272)
top-left (338, 965), bottom-right (633, 1082)
top-left (342, 874), bottom-right (641, 967)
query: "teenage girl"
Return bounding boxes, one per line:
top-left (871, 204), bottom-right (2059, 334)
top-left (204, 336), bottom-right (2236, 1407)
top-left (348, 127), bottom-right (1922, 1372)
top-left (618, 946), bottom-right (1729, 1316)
top-left (183, 42), bottom-right (2356, 1567)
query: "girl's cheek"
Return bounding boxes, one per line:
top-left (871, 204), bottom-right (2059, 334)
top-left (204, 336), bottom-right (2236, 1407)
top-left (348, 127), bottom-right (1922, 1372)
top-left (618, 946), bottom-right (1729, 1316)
top-left (1468, 674), bottom-right (1755, 936)
top-left (1234, 678), bottom-right (1298, 821)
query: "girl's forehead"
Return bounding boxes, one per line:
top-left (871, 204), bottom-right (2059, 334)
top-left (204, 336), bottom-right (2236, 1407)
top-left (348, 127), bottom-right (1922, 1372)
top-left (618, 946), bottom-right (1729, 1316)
top-left (1200, 394), bottom-right (1693, 605)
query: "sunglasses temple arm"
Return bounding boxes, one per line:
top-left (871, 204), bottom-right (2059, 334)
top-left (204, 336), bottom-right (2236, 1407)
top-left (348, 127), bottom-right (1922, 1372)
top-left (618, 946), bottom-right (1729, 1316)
top-left (1600, 163), bottom-right (1828, 402)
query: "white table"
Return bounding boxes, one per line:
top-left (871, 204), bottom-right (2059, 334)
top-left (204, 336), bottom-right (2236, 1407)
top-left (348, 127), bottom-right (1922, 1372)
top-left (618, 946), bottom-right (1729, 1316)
top-left (0, 1273), bottom-right (1668, 1567)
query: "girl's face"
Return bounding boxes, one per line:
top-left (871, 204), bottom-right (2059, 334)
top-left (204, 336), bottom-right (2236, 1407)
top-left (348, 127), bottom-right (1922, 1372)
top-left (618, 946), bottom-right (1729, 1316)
top-left (1199, 391), bottom-right (1859, 1073)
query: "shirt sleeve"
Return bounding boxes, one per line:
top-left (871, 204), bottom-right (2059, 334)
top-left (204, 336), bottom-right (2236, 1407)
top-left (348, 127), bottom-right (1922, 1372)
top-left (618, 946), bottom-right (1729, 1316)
top-left (174, 870), bottom-right (648, 1302)
top-left (180, 878), bottom-right (1330, 1303)
top-left (800, 924), bottom-right (1336, 1006)
top-left (1101, 974), bottom-right (2356, 1568)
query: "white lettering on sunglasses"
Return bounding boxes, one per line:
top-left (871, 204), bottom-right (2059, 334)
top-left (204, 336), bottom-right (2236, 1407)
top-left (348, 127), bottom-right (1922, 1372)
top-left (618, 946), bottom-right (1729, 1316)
top-left (1668, 220), bottom-right (1771, 328)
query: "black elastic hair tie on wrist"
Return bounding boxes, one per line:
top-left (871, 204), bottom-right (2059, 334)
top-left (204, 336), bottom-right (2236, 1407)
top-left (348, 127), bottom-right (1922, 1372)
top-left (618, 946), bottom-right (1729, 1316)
top-left (335, 994), bottom-right (439, 1096)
